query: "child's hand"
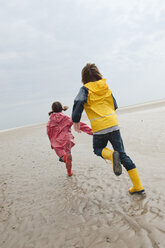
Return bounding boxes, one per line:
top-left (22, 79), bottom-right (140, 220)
top-left (73, 122), bottom-right (81, 133)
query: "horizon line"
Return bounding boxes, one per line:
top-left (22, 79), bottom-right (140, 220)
top-left (0, 98), bottom-right (165, 133)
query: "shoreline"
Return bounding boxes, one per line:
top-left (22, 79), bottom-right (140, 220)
top-left (117, 98), bottom-right (165, 114)
top-left (0, 98), bottom-right (165, 133)
top-left (0, 123), bottom-right (46, 133)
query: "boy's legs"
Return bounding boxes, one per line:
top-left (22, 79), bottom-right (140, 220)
top-left (107, 130), bottom-right (135, 171)
top-left (93, 134), bottom-right (122, 176)
top-left (108, 130), bottom-right (144, 194)
top-left (93, 134), bottom-right (108, 157)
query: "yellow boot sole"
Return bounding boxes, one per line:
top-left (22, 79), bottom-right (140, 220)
top-left (112, 151), bottom-right (122, 176)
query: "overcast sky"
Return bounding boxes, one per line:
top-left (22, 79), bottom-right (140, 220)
top-left (0, 0), bottom-right (165, 130)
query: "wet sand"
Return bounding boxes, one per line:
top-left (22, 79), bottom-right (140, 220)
top-left (0, 100), bottom-right (165, 248)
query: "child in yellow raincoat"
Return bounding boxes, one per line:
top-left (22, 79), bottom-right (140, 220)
top-left (72, 63), bottom-right (145, 195)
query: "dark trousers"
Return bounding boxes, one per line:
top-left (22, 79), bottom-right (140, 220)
top-left (93, 130), bottom-right (136, 171)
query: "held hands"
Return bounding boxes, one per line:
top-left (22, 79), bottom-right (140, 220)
top-left (73, 122), bottom-right (82, 133)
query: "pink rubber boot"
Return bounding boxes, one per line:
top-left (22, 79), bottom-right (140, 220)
top-left (63, 153), bottom-right (73, 176)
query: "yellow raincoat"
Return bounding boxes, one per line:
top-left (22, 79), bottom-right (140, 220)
top-left (84, 79), bottom-right (118, 132)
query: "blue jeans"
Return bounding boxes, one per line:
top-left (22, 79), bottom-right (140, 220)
top-left (93, 130), bottom-right (136, 171)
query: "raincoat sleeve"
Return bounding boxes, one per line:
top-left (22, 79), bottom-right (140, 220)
top-left (72, 86), bottom-right (88, 123)
top-left (80, 122), bottom-right (93, 135)
top-left (112, 94), bottom-right (118, 110)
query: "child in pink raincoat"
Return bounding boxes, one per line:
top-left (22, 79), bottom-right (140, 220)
top-left (47, 101), bottom-right (93, 176)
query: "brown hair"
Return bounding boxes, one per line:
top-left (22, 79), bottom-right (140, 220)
top-left (48, 101), bottom-right (68, 115)
top-left (81, 63), bottom-right (103, 84)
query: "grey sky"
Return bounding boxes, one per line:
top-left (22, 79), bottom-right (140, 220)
top-left (0, 0), bottom-right (165, 130)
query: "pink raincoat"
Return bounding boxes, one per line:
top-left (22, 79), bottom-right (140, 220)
top-left (47, 112), bottom-right (93, 158)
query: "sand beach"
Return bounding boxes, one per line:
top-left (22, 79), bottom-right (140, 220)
top-left (0, 100), bottom-right (165, 248)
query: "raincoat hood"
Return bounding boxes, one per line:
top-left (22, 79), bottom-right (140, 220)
top-left (85, 79), bottom-right (111, 96)
top-left (83, 78), bottom-right (118, 132)
top-left (49, 112), bottom-right (68, 126)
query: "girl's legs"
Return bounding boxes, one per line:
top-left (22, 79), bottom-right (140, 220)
top-left (62, 153), bottom-right (73, 177)
top-left (108, 130), bottom-right (144, 194)
top-left (64, 142), bottom-right (73, 176)
top-left (54, 147), bottom-right (66, 159)
top-left (54, 147), bottom-right (73, 176)
top-left (93, 134), bottom-right (122, 176)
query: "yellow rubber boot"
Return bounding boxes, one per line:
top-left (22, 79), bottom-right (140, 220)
top-left (128, 168), bottom-right (145, 194)
top-left (102, 148), bottom-right (122, 176)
